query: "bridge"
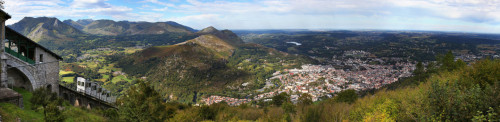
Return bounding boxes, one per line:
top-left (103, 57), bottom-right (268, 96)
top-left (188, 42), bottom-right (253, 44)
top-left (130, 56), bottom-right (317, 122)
top-left (59, 85), bottom-right (116, 109)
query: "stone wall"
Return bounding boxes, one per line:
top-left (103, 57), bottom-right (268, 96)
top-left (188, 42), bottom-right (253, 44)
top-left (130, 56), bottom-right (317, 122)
top-left (3, 51), bottom-right (60, 94)
top-left (59, 85), bottom-right (116, 109)
top-left (4, 54), bottom-right (38, 89)
top-left (34, 47), bottom-right (60, 93)
top-left (0, 13), bottom-right (7, 88)
top-left (0, 88), bottom-right (23, 109)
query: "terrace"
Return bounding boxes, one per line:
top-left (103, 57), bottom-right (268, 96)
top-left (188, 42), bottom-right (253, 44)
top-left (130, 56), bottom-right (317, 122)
top-left (4, 27), bottom-right (61, 64)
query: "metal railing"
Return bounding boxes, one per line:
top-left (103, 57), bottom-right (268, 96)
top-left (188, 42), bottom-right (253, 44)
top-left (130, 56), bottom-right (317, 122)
top-left (5, 47), bottom-right (35, 64)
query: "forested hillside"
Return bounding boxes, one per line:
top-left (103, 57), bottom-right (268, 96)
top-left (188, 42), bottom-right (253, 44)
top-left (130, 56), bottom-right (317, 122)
top-left (240, 31), bottom-right (500, 61)
top-left (112, 54), bottom-right (499, 121)
top-left (111, 27), bottom-right (315, 102)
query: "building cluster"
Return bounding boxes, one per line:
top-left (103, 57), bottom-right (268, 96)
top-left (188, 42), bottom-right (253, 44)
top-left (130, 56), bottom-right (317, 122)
top-left (274, 62), bottom-right (413, 102)
top-left (343, 50), bottom-right (372, 57)
top-left (198, 49), bottom-right (499, 106)
top-left (455, 53), bottom-right (500, 62)
top-left (202, 95), bottom-right (251, 106)
top-left (202, 59), bottom-right (415, 105)
top-left (76, 77), bottom-right (116, 103)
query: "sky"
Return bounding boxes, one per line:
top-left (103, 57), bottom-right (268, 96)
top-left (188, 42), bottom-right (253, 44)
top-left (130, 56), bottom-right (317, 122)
top-left (4, 0), bottom-right (500, 33)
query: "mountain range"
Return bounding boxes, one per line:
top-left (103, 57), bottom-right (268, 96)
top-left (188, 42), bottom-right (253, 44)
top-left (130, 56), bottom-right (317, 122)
top-left (8, 17), bottom-right (196, 42)
top-left (8, 17), bottom-right (84, 42)
top-left (63, 19), bottom-right (195, 36)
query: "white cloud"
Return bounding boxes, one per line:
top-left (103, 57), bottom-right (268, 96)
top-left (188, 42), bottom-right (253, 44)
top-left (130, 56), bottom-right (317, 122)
top-left (152, 7), bottom-right (169, 11)
top-left (387, 0), bottom-right (500, 23)
top-left (3, 0), bottom-right (133, 25)
top-left (3, 0), bottom-right (500, 33)
top-left (142, 0), bottom-right (175, 7)
top-left (167, 14), bottom-right (220, 28)
top-left (71, 0), bottom-right (110, 8)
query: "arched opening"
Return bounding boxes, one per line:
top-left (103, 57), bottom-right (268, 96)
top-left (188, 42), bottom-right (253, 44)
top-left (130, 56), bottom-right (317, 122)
top-left (63, 93), bottom-right (69, 101)
top-left (75, 98), bottom-right (81, 107)
top-left (46, 84), bottom-right (52, 92)
top-left (87, 103), bottom-right (92, 109)
top-left (7, 67), bottom-right (33, 91)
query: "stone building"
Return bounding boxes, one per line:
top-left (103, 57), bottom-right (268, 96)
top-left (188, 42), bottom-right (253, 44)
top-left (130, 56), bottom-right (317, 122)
top-left (0, 10), bottom-right (115, 109)
top-left (0, 9), bottom-right (62, 94)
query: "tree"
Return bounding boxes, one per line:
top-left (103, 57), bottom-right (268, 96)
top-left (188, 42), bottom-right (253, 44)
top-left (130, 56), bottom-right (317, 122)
top-left (426, 62), bottom-right (438, 75)
top-left (334, 89), bottom-right (358, 104)
top-left (413, 61), bottom-right (425, 82)
top-left (302, 106), bottom-right (323, 122)
top-left (117, 80), bottom-right (170, 122)
top-left (31, 87), bottom-right (64, 122)
top-left (199, 105), bottom-right (216, 120)
top-left (44, 101), bottom-right (65, 122)
top-left (438, 51), bottom-right (457, 71)
top-left (282, 102), bottom-right (296, 114)
top-left (198, 101), bottom-right (228, 121)
top-left (413, 61), bottom-right (424, 76)
top-left (282, 101), bottom-right (296, 122)
top-left (455, 59), bottom-right (466, 68)
top-left (298, 93), bottom-right (313, 106)
top-left (272, 92), bottom-right (290, 106)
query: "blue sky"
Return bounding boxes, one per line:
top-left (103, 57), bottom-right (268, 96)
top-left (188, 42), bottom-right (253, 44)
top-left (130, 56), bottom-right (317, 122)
top-left (4, 0), bottom-right (500, 33)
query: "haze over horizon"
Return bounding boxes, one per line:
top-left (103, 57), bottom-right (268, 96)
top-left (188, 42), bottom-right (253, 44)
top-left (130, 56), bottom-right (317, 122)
top-left (5, 0), bottom-right (500, 33)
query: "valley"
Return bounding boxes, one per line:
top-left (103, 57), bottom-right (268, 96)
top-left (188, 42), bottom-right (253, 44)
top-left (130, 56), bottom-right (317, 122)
top-left (52, 26), bottom-right (500, 105)
top-left (13, 16), bottom-right (497, 104)
top-left (2, 1), bottom-right (500, 121)
top-left (2, 15), bottom-right (500, 122)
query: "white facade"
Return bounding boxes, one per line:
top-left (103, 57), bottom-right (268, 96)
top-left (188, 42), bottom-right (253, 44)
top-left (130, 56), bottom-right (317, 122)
top-left (76, 77), bottom-right (86, 93)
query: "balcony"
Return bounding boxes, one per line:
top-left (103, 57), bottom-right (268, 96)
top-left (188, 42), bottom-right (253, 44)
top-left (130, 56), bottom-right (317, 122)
top-left (5, 47), bottom-right (35, 64)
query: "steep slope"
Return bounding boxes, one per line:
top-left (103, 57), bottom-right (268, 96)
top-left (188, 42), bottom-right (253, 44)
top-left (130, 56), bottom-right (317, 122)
top-left (82, 20), bottom-right (129, 35)
top-left (117, 26), bottom-right (242, 77)
top-left (116, 27), bottom-right (315, 102)
top-left (81, 20), bottom-right (195, 36)
top-left (8, 17), bottom-right (84, 42)
top-left (75, 19), bottom-right (94, 26)
top-left (62, 19), bottom-right (94, 30)
top-left (196, 26), bottom-right (244, 46)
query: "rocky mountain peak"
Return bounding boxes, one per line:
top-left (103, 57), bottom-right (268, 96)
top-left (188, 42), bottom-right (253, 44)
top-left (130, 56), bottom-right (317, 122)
top-left (198, 26), bottom-right (219, 34)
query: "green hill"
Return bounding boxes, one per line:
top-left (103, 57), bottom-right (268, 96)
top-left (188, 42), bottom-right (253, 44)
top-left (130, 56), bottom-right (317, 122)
top-left (115, 27), bottom-right (315, 102)
top-left (112, 55), bottom-right (500, 121)
top-left (164, 57), bottom-right (499, 121)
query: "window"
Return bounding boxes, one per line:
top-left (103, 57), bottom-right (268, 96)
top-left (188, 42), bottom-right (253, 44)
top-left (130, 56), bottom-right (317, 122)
top-left (39, 54), bottom-right (44, 62)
